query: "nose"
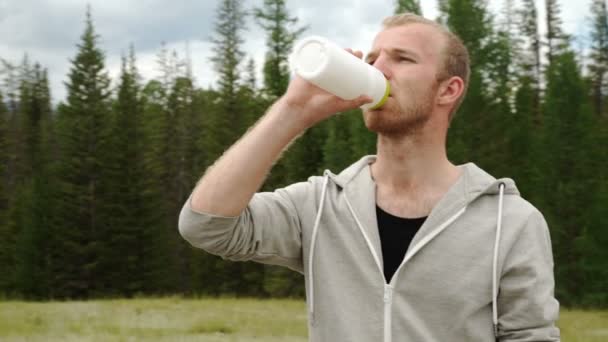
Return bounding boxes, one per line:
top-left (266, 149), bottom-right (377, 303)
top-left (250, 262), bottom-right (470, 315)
top-left (371, 54), bottom-right (392, 80)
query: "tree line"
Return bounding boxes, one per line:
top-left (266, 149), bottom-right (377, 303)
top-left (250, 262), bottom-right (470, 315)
top-left (0, 0), bottom-right (606, 307)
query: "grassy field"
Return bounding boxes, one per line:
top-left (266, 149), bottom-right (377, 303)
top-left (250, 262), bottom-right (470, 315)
top-left (0, 297), bottom-right (606, 341)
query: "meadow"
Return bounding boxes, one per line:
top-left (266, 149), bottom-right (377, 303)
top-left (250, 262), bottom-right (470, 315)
top-left (0, 297), bottom-right (606, 341)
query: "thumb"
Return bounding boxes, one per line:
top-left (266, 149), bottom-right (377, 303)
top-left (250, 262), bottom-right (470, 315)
top-left (352, 95), bottom-right (374, 108)
top-left (334, 95), bottom-right (374, 112)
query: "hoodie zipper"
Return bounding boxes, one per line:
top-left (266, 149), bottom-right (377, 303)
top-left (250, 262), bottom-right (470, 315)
top-left (384, 283), bottom-right (393, 342)
top-left (344, 192), bottom-right (467, 342)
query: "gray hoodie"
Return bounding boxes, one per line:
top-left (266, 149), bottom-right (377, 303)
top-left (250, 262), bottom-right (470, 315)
top-left (179, 156), bottom-right (560, 342)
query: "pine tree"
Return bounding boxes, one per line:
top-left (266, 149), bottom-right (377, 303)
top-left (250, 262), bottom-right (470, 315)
top-left (141, 78), bottom-right (181, 294)
top-left (323, 113), bottom-right (357, 172)
top-left (439, 0), bottom-right (493, 164)
top-left (394, 0), bottom-right (422, 15)
top-left (545, 0), bottom-right (569, 64)
top-left (579, 0), bottom-right (608, 306)
top-left (588, 0), bottom-right (608, 118)
top-left (0, 58), bottom-right (18, 114)
top-left (254, 0), bottom-right (305, 99)
top-left (0, 89), bottom-right (13, 295)
top-left (348, 110), bottom-right (376, 159)
top-left (517, 0), bottom-right (542, 124)
top-left (240, 58), bottom-right (267, 127)
top-left (254, 0), bottom-right (307, 192)
top-left (542, 50), bottom-right (595, 305)
top-left (207, 0), bottom-right (248, 162)
top-left (14, 64), bottom-right (53, 298)
top-left (96, 47), bottom-right (169, 296)
top-left (51, 7), bottom-right (113, 298)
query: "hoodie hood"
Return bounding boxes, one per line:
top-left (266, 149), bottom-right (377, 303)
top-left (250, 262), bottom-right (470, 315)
top-left (328, 155), bottom-right (519, 197)
top-left (325, 156), bottom-right (519, 258)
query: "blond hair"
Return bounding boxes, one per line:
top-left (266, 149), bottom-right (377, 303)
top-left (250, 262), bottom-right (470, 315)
top-left (382, 13), bottom-right (470, 120)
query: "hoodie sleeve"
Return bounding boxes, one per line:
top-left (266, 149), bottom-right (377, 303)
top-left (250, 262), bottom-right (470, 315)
top-left (178, 181), bottom-right (313, 274)
top-left (497, 209), bottom-right (561, 341)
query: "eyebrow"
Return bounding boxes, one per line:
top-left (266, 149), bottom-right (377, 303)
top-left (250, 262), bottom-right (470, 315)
top-left (365, 48), bottom-right (420, 63)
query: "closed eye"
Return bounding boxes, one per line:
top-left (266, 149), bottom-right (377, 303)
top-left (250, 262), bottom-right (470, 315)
top-left (398, 56), bottom-right (415, 63)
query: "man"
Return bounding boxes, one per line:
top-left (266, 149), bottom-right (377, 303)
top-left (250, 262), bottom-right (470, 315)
top-left (179, 13), bottom-right (560, 342)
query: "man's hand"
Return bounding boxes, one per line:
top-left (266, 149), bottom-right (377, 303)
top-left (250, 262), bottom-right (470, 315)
top-left (280, 49), bottom-right (373, 128)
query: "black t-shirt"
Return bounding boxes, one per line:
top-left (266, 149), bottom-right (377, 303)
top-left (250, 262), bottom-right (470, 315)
top-left (376, 205), bottom-right (427, 283)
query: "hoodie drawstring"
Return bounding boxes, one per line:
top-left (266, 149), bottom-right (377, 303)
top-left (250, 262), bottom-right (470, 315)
top-left (308, 174), bottom-right (330, 325)
top-left (492, 182), bottom-right (506, 338)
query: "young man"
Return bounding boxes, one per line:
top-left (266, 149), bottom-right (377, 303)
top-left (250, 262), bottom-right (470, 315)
top-left (179, 13), bottom-right (560, 342)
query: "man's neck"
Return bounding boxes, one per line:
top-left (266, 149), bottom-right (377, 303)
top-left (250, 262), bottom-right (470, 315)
top-left (370, 129), bottom-right (461, 218)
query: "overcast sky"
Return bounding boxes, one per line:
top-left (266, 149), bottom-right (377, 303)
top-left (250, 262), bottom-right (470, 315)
top-left (0, 0), bottom-right (593, 104)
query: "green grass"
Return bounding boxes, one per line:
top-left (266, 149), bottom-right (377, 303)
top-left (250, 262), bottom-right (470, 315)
top-left (0, 297), bottom-right (308, 341)
top-left (0, 297), bottom-right (606, 341)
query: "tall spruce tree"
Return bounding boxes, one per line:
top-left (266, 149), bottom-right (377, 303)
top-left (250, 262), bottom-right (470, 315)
top-left (517, 0), bottom-right (542, 124)
top-left (254, 0), bottom-right (305, 194)
top-left (254, 0), bottom-right (305, 99)
top-left (0, 58), bottom-right (32, 296)
top-left (141, 77), bottom-right (182, 294)
top-left (580, 0), bottom-right (608, 305)
top-left (542, 50), bottom-right (595, 305)
top-left (99, 48), bottom-right (171, 296)
top-left (439, 0), bottom-right (494, 164)
top-left (545, 0), bottom-right (568, 64)
top-left (14, 64), bottom-right (53, 298)
top-left (588, 0), bottom-right (608, 118)
top-left (394, 0), bottom-right (422, 15)
top-left (0, 89), bottom-right (12, 294)
top-left (51, 7), bottom-right (113, 298)
top-left (207, 0), bottom-right (248, 162)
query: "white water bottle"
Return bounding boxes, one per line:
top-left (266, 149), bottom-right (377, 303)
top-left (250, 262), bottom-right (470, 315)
top-left (289, 35), bottom-right (390, 110)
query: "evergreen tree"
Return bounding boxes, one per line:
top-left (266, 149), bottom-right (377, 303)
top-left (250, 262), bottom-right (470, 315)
top-left (254, 0), bottom-right (305, 99)
top-left (348, 111), bottom-right (376, 158)
top-left (517, 0), bottom-right (542, 124)
top-left (240, 58), bottom-right (267, 127)
top-left (588, 0), bottom-right (608, 117)
top-left (579, 0), bottom-right (608, 306)
top-left (51, 7), bottom-right (113, 298)
top-left (0, 58), bottom-right (18, 114)
top-left (323, 113), bottom-right (357, 172)
top-left (545, 0), bottom-right (568, 64)
top-left (394, 0), bottom-right (422, 15)
top-left (14, 64), bottom-right (53, 298)
top-left (0, 90), bottom-right (13, 294)
top-left (439, 0), bottom-right (493, 164)
top-left (99, 47), bottom-right (172, 296)
top-left (141, 78), bottom-right (181, 294)
top-left (254, 0), bottom-right (305, 192)
top-left (207, 0), bottom-right (248, 162)
top-left (542, 50), bottom-right (595, 305)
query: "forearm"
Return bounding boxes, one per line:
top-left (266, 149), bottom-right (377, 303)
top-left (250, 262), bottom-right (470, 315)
top-left (190, 98), bottom-right (307, 216)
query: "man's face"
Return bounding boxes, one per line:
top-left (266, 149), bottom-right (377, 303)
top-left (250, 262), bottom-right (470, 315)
top-left (364, 23), bottom-right (446, 136)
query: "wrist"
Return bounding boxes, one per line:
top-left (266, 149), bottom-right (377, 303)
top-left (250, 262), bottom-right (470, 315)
top-left (271, 97), bottom-right (315, 132)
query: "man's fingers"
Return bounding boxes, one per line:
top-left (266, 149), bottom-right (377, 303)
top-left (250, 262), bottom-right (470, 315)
top-left (345, 48), bottom-right (364, 59)
top-left (336, 95), bottom-right (373, 112)
top-left (356, 95), bottom-right (373, 106)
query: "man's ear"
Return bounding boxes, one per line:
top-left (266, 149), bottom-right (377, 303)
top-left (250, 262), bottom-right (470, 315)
top-left (437, 76), bottom-right (464, 107)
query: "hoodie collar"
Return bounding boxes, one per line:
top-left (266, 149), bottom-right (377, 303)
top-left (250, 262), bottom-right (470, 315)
top-left (325, 156), bottom-right (520, 263)
top-left (327, 155), bottom-right (519, 200)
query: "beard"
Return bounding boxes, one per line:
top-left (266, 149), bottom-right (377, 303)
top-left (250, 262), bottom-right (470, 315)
top-left (363, 88), bottom-right (435, 137)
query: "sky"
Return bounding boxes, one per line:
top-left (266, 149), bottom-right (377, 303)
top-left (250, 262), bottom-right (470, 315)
top-left (0, 0), bottom-right (595, 104)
